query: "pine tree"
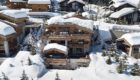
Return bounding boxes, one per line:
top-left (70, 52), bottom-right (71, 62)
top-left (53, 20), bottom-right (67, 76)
top-left (20, 70), bottom-right (29, 80)
top-left (55, 72), bottom-right (60, 80)
top-left (102, 50), bottom-right (106, 56)
top-left (28, 57), bottom-right (32, 66)
top-left (31, 46), bottom-right (36, 55)
top-left (106, 56), bottom-right (112, 65)
top-left (131, 63), bottom-right (140, 76)
top-left (117, 59), bottom-right (127, 74)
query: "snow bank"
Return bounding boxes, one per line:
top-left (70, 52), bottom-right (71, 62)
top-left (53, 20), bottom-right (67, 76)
top-left (0, 21), bottom-right (16, 36)
top-left (0, 51), bottom-right (46, 79)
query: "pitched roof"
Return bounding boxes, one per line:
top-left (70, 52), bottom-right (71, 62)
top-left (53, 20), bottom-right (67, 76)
top-left (0, 10), bottom-right (28, 19)
top-left (9, 0), bottom-right (27, 2)
top-left (43, 43), bottom-right (68, 55)
top-left (119, 32), bottom-right (140, 46)
top-left (109, 8), bottom-right (135, 18)
top-left (28, 0), bottom-right (51, 4)
top-left (68, 0), bottom-right (85, 4)
top-left (47, 16), bottom-right (94, 31)
top-left (0, 21), bottom-right (16, 36)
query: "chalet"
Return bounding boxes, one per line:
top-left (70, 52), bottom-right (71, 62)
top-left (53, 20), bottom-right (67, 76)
top-left (28, 0), bottom-right (51, 12)
top-left (0, 21), bottom-right (17, 57)
top-left (6, 0), bottom-right (27, 9)
top-left (109, 8), bottom-right (140, 24)
top-left (68, 0), bottom-right (86, 12)
top-left (0, 10), bottom-right (28, 24)
top-left (117, 32), bottom-right (140, 59)
top-left (42, 16), bottom-right (94, 69)
top-left (59, 0), bottom-right (69, 11)
top-left (0, 10), bottom-right (28, 43)
top-left (109, 0), bottom-right (136, 11)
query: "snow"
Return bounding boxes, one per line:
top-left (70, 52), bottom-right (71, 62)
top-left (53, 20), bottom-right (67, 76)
top-left (68, 0), bottom-right (86, 4)
top-left (0, 6), bottom-right (8, 10)
top-left (39, 45), bottom-right (140, 80)
top-left (29, 17), bottom-right (45, 23)
top-left (0, 10), bottom-right (28, 19)
top-left (28, 0), bottom-right (51, 4)
top-left (112, 1), bottom-right (127, 8)
top-left (112, 0), bottom-right (140, 8)
top-left (9, 0), bottom-right (26, 2)
top-left (0, 21), bottom-right (16, 36)
top-left (119, 32), bottom-right (140, 46)
top-left (0, 51), bottom-right (46, 79)
top-left (110, 8), bottom-right (135, 18)
top-left (28, 12), bottom-right (61, 17)
top-left (43, 43), bottom-right (68, 55)
top-left (48, 16), bottom-right (94, 31)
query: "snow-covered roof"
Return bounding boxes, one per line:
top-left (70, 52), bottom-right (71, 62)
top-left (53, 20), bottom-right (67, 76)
top-left (112, 1), bottom-right (127, 8)
top-left (48, 16), bottom-right (94, 31)
top-left (28, 0), bottom-right (51, 4)
top-left (0, 21), bottom-right (16, 36)
top-left (112, 0), bottom-right (140, 8)
top-left (43, 43), bottom-right (68, 55)
top-left (0, 10), bottom-right (28, 19)
top-left (28, 12), bottom-right (61, 17)
top-left (9, 0), bottom-right (27, 2)
top-left (119, 32), bottom-right (140, 46)
top-left (110, 8), bottom-right (135, 18)
top-left (68, 0), bottom-right (86, 4)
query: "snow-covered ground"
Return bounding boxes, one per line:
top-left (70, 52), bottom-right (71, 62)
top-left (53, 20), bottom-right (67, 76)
top-left (39, 45), bottom-right (140, 80)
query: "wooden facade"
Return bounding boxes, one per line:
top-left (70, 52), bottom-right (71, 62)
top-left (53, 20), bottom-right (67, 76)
top-left (68, 1), bottom-right (85, 12)
top-left (0, 33), bottom-right (18, 56)
top-left (6, 0), bottom-right (27, 9)
top-left (110, 11), bottom-right (140, 24)
top-left (117, 39), bottom-right (140, 59)
top-left (42, 23), bottom-right (93, 58)
top-left (28, 4), bottom-right (50, 12)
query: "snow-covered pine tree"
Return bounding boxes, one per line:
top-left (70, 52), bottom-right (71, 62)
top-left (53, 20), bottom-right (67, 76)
top-left (117, 59), bottom-right (127, 74)
top-left (20, 70), bottom-right (29, 80)
top-left (131, 63), bottom-right (140, 76)
top-left (28, 57), bottom-right (32, 66)
top-left (106, 56), bottom-right (112, 65)
top-left (55, 72), bottom-right (60, 80)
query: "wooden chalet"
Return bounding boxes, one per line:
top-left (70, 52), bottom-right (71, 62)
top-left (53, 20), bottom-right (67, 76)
top-left (0, 10), bottom-right (28, 43)
top-left (59, 0), bottom-right (69, 11)
top-left (42, 16), bottom-right (94, 69)
top-left (0, 21), bottom-right (17, 57)
top-left (109, 8), bottom-right (140, 24)
top-left (117, 33), bottom-right (140, 59)
top-left (68, 0), bottom-right (86, 12)
top-left (6, 0), bottom-right (27, 9)
top-left (28, 0), bottom-right (51, 12)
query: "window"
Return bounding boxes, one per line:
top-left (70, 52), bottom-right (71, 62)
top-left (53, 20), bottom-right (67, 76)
top-left (76, 48), bottom-right (83, 53)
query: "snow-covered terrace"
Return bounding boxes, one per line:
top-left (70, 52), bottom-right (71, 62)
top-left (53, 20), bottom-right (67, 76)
top-left (28, 0), bottom-right (51, 4)
top-left (0, 21), bottom-right (16, 36)
top-left (110, 8), bottom-right (135, 18)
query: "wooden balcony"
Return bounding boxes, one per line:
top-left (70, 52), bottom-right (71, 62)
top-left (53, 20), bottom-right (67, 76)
top-left (47, 34), bottom-right (91, 41)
